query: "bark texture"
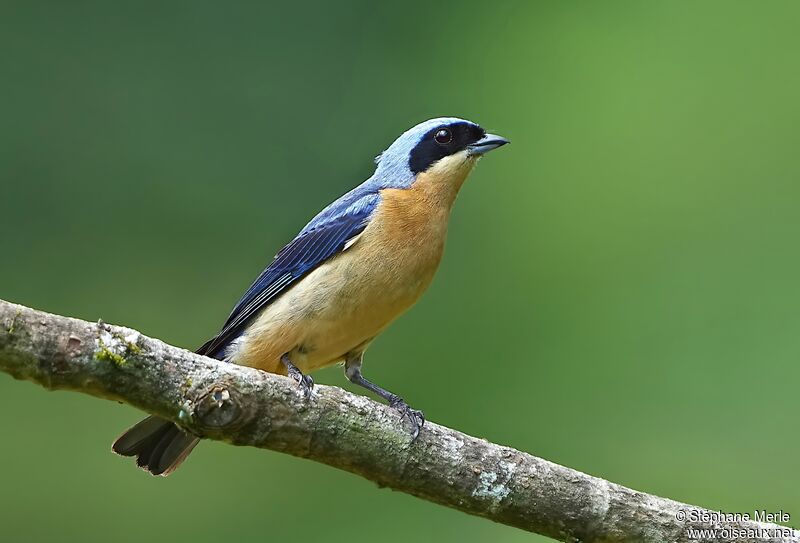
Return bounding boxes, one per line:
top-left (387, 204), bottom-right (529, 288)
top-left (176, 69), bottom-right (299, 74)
top-left (0, 299), bottom-right (796, 542)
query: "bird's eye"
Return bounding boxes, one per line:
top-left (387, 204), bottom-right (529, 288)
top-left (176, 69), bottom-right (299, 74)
top-left (434, 128), bottom-right (452, 145)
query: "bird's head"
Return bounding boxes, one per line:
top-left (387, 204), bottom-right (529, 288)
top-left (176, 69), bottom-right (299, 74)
top-left (372, 117), bottom-right (509, 193)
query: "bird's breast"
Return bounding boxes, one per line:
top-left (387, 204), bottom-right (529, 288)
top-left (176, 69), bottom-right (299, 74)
top-left (352, 186), bottom-right (450, 299)
top-left (235, 175), bottom-right (461, 374)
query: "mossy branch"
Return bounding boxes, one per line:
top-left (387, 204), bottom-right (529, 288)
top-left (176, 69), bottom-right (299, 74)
top-left (0, 299), bottom-right (796, 543)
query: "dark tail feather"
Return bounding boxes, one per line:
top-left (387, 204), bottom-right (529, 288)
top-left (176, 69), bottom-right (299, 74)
top-left (112, 416), bottom-right (200, 476)
top-left (112, 339), bottom-right (217, 475)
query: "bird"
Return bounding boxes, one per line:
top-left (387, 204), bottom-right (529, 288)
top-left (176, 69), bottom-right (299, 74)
top-left (112, 117), bottom-right (509, 475)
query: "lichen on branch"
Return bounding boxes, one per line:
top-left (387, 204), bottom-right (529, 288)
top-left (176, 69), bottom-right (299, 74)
top-left (0, 299), bottom-right (796, 543)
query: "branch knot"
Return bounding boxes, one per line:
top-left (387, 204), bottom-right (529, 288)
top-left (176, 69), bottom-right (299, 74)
top-left (192, 383), bottom-right (244, 431)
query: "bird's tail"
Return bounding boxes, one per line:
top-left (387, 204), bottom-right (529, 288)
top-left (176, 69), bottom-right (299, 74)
top-left (111, 416), bottom-right (200, 476)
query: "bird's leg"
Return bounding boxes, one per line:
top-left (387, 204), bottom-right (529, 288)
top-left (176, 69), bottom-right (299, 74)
top-left (280, 353), bottom-right (314, 399)
top-left (344, 354), bottom-right (424, 440)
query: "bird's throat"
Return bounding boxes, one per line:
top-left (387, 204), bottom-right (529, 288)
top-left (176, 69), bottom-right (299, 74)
top-left (407, 152), bottom-right (478, 210)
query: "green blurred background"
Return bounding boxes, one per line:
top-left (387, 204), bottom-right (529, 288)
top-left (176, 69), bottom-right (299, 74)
top-left (1, 1), bottom-right (798, 541)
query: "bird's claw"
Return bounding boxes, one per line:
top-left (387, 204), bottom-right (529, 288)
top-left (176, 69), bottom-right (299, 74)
top-left (288, 367), bottom-right (314, 399)
top-left (390, 397), bottom-right (425, 440)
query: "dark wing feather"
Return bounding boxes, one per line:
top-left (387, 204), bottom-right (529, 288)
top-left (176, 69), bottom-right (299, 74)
top-left (196, 198), bottom-right (377, 358)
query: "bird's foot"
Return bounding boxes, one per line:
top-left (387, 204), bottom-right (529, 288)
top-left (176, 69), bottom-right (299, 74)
top-left (283, 357), bottom-right (314, 399)
top-left (290, 370), bottom-right (314, 399)
top-left (389, 396), bottom-right (425, 440)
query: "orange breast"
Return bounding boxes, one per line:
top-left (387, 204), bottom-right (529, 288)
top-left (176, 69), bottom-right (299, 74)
top-left (234, 154), bottom-right (479, 373)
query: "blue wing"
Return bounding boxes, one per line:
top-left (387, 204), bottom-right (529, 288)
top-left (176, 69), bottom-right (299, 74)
top-left (197, 191), bottom-right (380, 359)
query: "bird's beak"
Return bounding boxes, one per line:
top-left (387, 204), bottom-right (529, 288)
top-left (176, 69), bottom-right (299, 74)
top-left (467, 133), bottom-right (510, 156)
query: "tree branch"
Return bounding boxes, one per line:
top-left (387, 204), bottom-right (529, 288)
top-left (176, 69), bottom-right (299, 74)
top-left (0, 299), bottom-right (795, 542)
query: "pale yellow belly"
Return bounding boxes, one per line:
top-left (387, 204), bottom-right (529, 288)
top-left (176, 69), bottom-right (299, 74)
top-left (229, 218), bottom-right (444, 374)
top-left (227, 158), bottom-right (471, 376)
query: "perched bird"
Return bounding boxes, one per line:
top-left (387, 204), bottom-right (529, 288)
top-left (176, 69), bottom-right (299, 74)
top-left (112, 117), bottom-right (509, 475)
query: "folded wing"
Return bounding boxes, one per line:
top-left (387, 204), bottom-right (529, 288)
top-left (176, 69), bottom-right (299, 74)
top-left (196, 192), bottom-right (380, 358)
